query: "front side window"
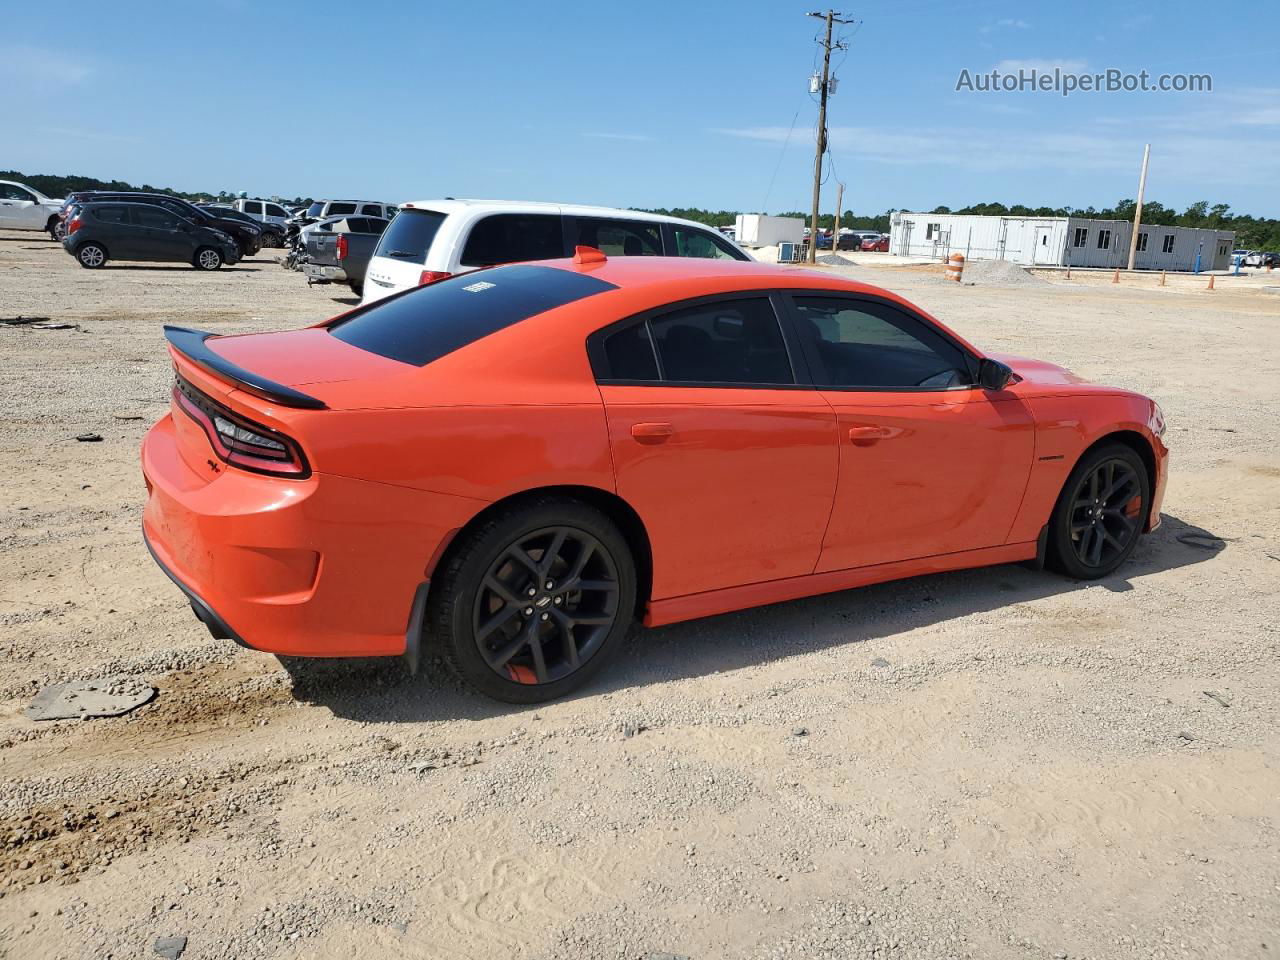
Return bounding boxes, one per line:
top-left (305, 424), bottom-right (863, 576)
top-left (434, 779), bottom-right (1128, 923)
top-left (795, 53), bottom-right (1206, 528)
top-left (573, 218), bottom-right (662, 257)
top-left (648, 297), bottom-right (793, 384)
top-left (1073, 227), bottom-right (1088, 248)
top-left (0, 184), bottom-right (34, 202)
top-left (460, 213), bottom-right (564, 267)
top-left (791, 296), bottom-right (972, 390)
top-left (671, 226), bottom-right (747, 261)
top-left (306, 202), bottom-right (324, 217)
top-left (265, 203), bottom-right (287, 217)
top-left (133, 206), bottom-right (182, 230)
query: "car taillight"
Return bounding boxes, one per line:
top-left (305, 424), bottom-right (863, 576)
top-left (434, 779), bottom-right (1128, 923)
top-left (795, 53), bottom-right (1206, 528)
top-left (68, 217), bottom-right (82, 236)
top-left (418, 270), bottom-right (451, 286)
top-left (173, 376), bottom-right (310, 479)
top-left (336, 233), bottom-right (348, 261)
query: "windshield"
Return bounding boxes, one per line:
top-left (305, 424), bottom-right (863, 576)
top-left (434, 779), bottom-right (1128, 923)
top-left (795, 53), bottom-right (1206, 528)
top-left (374, 208), bottom-right (448, 262)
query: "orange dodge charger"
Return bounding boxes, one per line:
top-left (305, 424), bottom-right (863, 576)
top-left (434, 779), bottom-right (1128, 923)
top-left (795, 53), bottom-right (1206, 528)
top-left (142, 251), bottom-right (1167, 701)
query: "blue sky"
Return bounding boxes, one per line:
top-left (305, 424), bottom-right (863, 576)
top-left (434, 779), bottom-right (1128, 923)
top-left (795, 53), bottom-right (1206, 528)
top-left (5, 0), bottom-right (1278, 216)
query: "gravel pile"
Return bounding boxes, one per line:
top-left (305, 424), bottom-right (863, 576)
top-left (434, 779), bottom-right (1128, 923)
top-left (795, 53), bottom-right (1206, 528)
top-left (816, 253), bottom-right (857, 266)
top-left (960, 258), bottom-right (1049, 286)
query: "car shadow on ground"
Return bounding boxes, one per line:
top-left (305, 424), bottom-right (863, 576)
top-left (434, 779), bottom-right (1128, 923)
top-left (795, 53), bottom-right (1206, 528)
top-left (95, 265), bottom-right (261, 272)
top-left (281, 513), bottom-right (1227, 724)
top-left (329, 296), bottom-right (361, 306)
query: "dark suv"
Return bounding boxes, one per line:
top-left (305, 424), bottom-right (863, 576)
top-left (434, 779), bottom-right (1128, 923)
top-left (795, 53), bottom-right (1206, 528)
top-left (62, 202), bottom-right (240, 270)
top-left (64, 192), bottom-right (262, 257)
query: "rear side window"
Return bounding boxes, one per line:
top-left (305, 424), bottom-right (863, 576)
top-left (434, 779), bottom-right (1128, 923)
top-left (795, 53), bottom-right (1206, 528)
top-left (375, 208), bottom-right (447, 262)
top-left (603, 323), bottom-right (660, 380)
top-left (364, 218), bottom-right (389, 235)
top-left (329, 264), bottom-right (617, 366)
top-left (360, 204), bottom-right (383, 216)
top-left (648, 297), bottom-right (792, 385)
top-left (92, 206), bottom-right (130, 224)
top-left (328, 202), bottom-right (357, 216)
top-left (460, 214), bottom-right (564, 267)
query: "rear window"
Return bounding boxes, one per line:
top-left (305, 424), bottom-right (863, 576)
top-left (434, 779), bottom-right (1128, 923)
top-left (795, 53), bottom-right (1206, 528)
top-left (374, 208), bottom-right (447, 261)
top-left (329, 264), bottom-right (617, 367)
top-left (460, 213), bottom-right (564, 267)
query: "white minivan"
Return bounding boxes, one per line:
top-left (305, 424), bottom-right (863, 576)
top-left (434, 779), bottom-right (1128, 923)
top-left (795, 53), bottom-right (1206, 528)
top-left (361, 200), bottom-right (752, 304)
top-left (230, 198), bottom-right (293, 228)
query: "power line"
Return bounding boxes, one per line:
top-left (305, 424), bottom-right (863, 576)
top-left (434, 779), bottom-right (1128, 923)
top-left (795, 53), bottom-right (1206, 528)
top-left (762, 108), bottom-right (802, 214)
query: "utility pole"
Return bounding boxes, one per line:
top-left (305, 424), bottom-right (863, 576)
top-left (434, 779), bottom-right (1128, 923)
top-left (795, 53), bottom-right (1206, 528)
top-left (1126, 143), bottom-right (1150, 271)
top-left (833, 180), bottom-right (844, 250)
top-left (806, 9), bottom-right (852, 264)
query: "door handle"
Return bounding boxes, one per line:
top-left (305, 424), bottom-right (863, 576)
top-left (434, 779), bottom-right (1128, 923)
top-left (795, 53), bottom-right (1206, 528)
top-left (631, 421), bottom-right (674, 443)
top-left (848, 425), bottom-right (889, 445)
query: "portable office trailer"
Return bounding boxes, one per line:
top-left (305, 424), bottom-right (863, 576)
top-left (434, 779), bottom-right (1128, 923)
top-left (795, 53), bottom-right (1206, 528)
top-left (734, 214), bottom-right (805, 248)
top-left (889, 212), bottom-right (1234, 271)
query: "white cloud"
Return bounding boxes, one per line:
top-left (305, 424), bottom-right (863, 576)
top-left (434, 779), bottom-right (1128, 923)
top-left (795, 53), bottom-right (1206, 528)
top-left (712, 122), bottom-right (1280, 186)
top-left (0, 45), bottom-right (93, 92)
top-left (996, 18), bottom-right (1030, 28)
top-left (993, 58), bottom-right (1088, 74)
top-left (582, 132), bottom-right (655, 142)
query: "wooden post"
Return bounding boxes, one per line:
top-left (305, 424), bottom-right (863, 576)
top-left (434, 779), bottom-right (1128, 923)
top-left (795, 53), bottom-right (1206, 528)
top-left (1126, 144), bottom-right (1150, 271)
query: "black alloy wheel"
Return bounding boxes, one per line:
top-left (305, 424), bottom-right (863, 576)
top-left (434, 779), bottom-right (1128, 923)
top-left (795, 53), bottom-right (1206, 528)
top-left (472, 526), bottom-right (620, 686)
top-left (1048, 443), bottom-right (1149, 579)
top-left (429, 498), bottom-right (636, 703)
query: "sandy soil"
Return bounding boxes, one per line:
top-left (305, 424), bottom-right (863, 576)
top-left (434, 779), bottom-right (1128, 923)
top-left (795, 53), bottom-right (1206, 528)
top-left (1, 229), bottom-right (1278, 960)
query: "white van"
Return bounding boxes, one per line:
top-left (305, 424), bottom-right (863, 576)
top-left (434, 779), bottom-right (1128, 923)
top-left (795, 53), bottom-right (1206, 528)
top-left (361, 200), bottom-right (752, 304)
top-left (301, 200), bottom-right (398, 224)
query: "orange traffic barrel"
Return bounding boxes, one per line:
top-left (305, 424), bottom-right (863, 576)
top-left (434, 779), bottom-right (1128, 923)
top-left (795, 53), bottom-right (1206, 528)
top-left (945, 253), bottom-right (965, 283)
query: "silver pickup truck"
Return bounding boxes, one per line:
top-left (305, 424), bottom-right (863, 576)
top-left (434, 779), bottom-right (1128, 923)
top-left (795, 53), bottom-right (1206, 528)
top-left (302, 215), bottom-right (390, 296)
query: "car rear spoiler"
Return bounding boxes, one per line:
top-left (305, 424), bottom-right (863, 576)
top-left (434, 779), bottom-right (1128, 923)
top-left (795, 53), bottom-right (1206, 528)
top-left (163, 326), bottom-right (328, 410)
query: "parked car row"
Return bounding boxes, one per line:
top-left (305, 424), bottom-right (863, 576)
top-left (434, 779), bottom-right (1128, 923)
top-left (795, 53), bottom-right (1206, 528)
top-left (54, 190), bottom-right (266, 270)
top-left (1233, 249), bottom-right (1279, 268)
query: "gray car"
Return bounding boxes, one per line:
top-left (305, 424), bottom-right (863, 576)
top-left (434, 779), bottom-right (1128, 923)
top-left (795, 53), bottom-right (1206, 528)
top-left (62, 201), bottom-right (241, 270)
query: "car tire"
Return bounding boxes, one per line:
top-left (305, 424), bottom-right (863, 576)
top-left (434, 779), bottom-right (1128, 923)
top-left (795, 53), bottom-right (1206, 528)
top-left (45, 216), bottom-right (61, 241)
top-left (76, 243), bottom-right (107, 269)
top-left (427, 497), bottom-right (637, 703)
top-left (194, 247), bottom-right (223, 271)
top-left (1046, 442), bottom-right (1150, 580)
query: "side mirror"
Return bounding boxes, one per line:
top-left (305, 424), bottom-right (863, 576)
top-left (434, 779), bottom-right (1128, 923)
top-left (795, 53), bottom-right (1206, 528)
top-left (978, 357), bottom-right (1014, 391)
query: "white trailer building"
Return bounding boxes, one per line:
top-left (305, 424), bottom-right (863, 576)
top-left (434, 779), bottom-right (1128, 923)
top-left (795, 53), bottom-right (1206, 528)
top-left (734, 214), bottom-right (805, 249)
top-left (889, 212), bottom-right (1234, 272)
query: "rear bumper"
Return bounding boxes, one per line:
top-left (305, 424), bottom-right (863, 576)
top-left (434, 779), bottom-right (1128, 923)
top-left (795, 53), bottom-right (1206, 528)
top-left (141, 413), bottom-right (483, 657)
top-left (303, 263), bottom-right (347, 283)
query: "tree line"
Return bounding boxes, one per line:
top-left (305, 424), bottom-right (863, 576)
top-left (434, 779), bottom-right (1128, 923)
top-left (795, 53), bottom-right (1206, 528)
top-left (0, 170), bottom-right (312, 208)
top-left (641, 200), bottom-right (1280, 250)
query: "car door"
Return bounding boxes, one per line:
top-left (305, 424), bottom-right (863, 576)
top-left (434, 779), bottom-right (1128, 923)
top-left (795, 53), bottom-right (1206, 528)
top-left (90, 205), bottom-right (145, 257)
top-left (591, 293), bottom-right (839, 600)
top-left (782, 292), bottom-right (1035, 572)
top-left (0, 183), bottom-right (40, 228)
top-left (243, 200), bottom-right (265, 222)
top-left (130, 205), bottom-right (188, 260)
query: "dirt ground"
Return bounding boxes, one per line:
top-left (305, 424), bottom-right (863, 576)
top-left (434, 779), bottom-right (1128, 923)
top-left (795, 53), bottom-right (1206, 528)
top-left (1, 228), bottom-right (1278, 960)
